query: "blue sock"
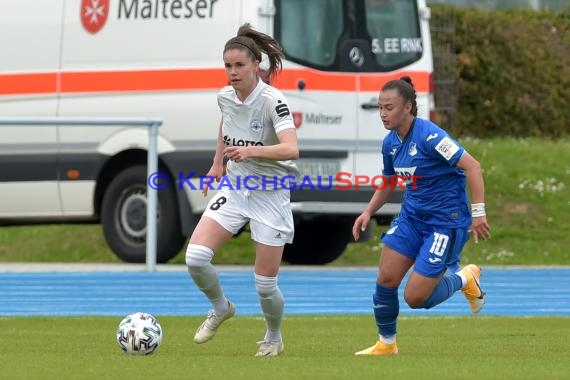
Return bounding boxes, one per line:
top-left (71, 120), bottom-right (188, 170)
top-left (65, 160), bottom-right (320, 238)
top-left (419, 273), bottom-right (463, 309)
top-left (373, 284), bottom-right (399, 339)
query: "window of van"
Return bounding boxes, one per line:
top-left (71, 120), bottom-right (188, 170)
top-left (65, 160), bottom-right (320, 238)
top-left (278, 0), bottom-right (343, 68)
top-left (276, 0), bottom-right (423, 72)
top-left (365, 0), bottom-right (423, 69)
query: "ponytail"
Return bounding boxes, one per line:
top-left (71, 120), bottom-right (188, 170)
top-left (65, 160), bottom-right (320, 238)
top-left (224, 23), bottom-right (284, 81)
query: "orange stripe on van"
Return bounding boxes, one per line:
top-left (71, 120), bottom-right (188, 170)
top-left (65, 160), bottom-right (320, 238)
top-left (61, 68), bottom-right (228, 93)
top-left (0, 73), bottom-right (58, 95)
top-left (274, 69), bottom-right (430, 93)
top-left (0, 68), bottom-right (431, 95)
top-left (273, 69), bottom-right (357, 91)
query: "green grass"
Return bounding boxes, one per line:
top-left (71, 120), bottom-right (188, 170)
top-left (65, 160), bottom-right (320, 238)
top-left (2, 316), bottom-right (569, 380)
top-left (0, 137), bottom-right (568, 266)
top-left (459, 137), bottom-right (570, 265)
top-left (1, 138), bottom-right (567, 380)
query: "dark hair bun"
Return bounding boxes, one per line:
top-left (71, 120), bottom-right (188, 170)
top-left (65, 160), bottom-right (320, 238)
top-left (400, 76), bottom-right (414, 88)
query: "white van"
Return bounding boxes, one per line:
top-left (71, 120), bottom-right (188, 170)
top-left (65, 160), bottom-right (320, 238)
top-left (0, 0), bottom-right (434, 264)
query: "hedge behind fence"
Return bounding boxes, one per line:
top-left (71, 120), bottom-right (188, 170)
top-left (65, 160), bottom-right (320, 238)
top-left (431, 6), bottom-right (570, 138)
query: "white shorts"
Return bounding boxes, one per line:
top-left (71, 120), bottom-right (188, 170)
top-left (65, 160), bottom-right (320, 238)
top-left (201, 188), bottom-right (294, 246)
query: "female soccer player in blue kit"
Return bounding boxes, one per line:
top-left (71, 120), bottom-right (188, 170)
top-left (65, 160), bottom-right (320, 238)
top-left (352, 76), bottom-right (491, 356)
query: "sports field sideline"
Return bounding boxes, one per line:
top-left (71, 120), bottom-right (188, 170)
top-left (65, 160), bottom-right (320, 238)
top-left (1, 264), bottom-right (568, 317)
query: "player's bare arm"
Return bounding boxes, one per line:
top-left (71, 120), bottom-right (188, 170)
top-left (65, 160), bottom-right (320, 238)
top-left (457, 152), bottom-right (491, 243)
top-left (353, 187), bottom-right (394, 241)
top-left (203, 120), bottom-right (226, 196)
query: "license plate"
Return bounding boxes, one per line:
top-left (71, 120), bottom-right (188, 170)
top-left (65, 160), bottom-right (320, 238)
top-left (296, 159), bottom-right (341, 178)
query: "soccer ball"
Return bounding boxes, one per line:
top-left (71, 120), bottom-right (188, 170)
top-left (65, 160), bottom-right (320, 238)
top-left (116, 312), bottom-right (163, 355)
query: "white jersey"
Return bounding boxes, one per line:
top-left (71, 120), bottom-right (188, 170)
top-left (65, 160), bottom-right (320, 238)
top-left (218, 79), bottom-right (298, 189)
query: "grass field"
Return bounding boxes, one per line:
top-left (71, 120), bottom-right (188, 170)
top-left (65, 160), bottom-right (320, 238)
top-left (2, 316), bottom-right (569, 380)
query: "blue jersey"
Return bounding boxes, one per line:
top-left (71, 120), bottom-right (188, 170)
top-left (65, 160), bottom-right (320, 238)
top-left (382, 118), bottom-right (471, 227)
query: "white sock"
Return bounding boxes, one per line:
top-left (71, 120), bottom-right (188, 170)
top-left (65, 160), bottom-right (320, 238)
top-left (255, 273), bottom-right (284, 342)
top-left (457, 272), bottom-right (467, 288)
top-left (379, 334), bottom-right (396, 344)
top-left (186, 244), bottom-right (228, 315)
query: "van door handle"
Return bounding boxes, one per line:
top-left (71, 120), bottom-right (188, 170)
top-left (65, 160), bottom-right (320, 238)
top-left (360, 101), bottom-right (379, 110)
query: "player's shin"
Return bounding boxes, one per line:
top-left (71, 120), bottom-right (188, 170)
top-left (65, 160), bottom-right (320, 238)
top-left (418, 274), bottom-right (463, 309)
top-left (373, 284), bottom-right (399, 343)
top-left (255, 274), bottom-right (284, 343)
top-left (186, 244), bottom-right (228, 315)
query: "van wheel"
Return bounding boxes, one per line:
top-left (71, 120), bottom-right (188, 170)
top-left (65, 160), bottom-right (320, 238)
top-left (283, 218), bottom-right (353, 265)
top-left (101, 165), bottom-right (185, 263)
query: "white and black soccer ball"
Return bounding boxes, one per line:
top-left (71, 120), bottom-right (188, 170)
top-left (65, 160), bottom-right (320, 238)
top-left (116, 312), bottom-right (163, 355)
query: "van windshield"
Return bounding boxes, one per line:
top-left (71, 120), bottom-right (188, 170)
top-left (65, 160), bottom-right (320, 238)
top-left (276, 0), bottom-right (423, 72)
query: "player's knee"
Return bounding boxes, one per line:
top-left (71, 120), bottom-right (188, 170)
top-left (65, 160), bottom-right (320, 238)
top-left (255, 273), bottom-right (278, 297)
top-left (378, 271), bottom-right (404, 288)
top-left (404, 292), bottom-right (427, 309)
top-left (185, 244), bottom-right (214, 269)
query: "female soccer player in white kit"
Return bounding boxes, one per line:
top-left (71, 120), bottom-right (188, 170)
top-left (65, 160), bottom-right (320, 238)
top-left (185, 23), bottom-right (298, 357)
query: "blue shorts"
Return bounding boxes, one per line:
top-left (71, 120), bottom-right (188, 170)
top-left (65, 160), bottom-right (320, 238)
top-left (381, 216), bottom-right (470, 278)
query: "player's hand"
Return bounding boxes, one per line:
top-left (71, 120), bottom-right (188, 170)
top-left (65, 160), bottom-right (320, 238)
top-left (223, 146), bottom-right (252, 163)
top-left (352, 212), bottom-right (371, 241)
top-left (471, 216), bottom-right (490, 243)
top-left (202, 164), bottom-right (224, 197)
